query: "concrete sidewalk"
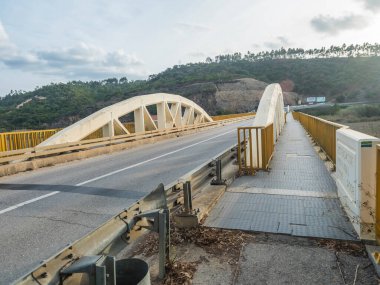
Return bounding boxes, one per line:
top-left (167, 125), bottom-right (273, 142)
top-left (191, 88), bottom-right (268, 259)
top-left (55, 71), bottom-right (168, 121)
top-left (205, 114), bottom-right (357, 240)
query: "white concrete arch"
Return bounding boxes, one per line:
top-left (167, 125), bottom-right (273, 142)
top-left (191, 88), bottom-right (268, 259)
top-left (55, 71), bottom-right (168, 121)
top-left (39, 93), bottom-right (213, 146)
top-left (253, 83), bottom-right (285, 140)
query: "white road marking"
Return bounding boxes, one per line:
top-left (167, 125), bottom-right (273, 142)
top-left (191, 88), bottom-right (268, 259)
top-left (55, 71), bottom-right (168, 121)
top-left (0, 191), bottom-right (60, 215)
top-left (0, 128), bottom-right (235, 215)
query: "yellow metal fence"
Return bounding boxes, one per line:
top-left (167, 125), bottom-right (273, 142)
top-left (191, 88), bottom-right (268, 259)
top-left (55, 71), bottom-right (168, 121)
top-left (292, 112), bottom-right (347, 164)
top-left (211, 112), bottom-right (255, 121)
top-left (377, 145), bottom-right (380, 244)
top-left (0, 129), bottom-right (60, 152)
top-left (237, 124), bottom-right (274, 175)
top-left (0, 113), bottom-right (251, 152)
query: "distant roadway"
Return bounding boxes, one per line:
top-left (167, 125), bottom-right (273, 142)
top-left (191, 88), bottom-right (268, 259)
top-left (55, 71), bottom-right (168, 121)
top-left (0, 119), bottom-right (253, 283)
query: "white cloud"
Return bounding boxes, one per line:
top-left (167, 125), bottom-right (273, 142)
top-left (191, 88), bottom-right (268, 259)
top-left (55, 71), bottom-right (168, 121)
top-left (0, 36), bottom-right (147, 79)
top-left (173, 22), bottom-right (210, 36)
top-left (0, 21), bottom-right (8, 43)
top-left (357, 0), bottom-right (380, 11)
top-left (311, 14), bottom-right (369, 35)
top-left (187, 51), bottom-right (207, 58)
top-left (176, 22), bottom-right (210, 32)
top-left (264, 36), bottom-right (291, 50)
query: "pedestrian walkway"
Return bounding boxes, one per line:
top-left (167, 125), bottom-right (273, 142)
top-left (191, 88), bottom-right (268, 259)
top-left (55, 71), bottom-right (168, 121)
top-left (205, 115), bottom-right (358, 240)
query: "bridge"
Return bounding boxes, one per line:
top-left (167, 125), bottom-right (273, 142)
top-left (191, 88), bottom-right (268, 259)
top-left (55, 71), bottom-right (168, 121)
top-left (0, 86), bottom-right (379, 284)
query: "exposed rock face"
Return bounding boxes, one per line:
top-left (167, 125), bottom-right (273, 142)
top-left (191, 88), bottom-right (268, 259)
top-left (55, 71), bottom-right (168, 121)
top-left (180, 78), bottom-right (298, 115)
top-left (214, 78), bottom-right (268, 113)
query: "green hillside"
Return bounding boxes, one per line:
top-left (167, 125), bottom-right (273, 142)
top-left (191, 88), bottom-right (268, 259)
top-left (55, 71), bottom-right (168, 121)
top-left (1, 43), bottom-right (380, 132)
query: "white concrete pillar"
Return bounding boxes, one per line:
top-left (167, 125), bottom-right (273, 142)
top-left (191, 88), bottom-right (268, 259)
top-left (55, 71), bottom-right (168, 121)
top-left (134, 107), bottom-right (145, 133)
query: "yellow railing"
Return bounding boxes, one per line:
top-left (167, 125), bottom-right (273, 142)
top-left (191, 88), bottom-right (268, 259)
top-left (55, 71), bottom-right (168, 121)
top-left (81, 123), bottom-right (136, 140)
top-left (0, 129), bottom-right (60, 152)
top-left (292, 112), bottom-right (347, 164)
top-left (0, 114), bottom-right (251, 153)
top-left (376, 145), bottom-right (380, 244)
top-left (211, 112), bottom-right (255, 121)
top-left (237, 124), bottom-right (274, 175)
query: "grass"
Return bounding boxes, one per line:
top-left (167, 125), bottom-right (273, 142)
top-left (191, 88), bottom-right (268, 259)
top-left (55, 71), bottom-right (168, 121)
top-left (344, 121), bottom-right (380, 138)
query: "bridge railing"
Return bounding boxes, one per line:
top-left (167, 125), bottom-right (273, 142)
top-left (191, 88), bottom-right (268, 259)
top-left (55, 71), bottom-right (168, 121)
top-left (237, 124), bottom-right (274, 174)
top-left (211, 112), bottom-right (255, 121)
top-left (237, 84), bottom-right (285, 174)
top-left (0, 121), bottom-right (217, 165)
top-left (0, 114), bottom-right (253, 153)
top-left (377, 145), bottom-right (380, 243)
top-left (292, 112), bottom-right (347, 164)
top-left (0, 129), bottom-right (60, 152)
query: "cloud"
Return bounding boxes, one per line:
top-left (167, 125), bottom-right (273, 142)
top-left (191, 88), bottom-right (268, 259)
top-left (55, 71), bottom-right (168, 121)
top-left (187, 51), bottom-right (206, 58)
top-left (0, 31), bottom-right (147, 79)
top-left (357, 0), bottom-right (380, 12)
top-left (310, 14), bottom-right (369, 35)
top-left (264, 36), bottom-right (291, 49)
top-left (0, 21), bottom-right (9, 43)
top-left (173, 22), bottom-right (210, 36)
top-left (0, 21), bottom-right (146, 79)
top-left (176, 22), bottom-right (210, 32)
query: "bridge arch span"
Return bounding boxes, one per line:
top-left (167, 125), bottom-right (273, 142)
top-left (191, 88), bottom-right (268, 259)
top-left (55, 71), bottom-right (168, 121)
top-left (39, 93), bottom-right (213, 146)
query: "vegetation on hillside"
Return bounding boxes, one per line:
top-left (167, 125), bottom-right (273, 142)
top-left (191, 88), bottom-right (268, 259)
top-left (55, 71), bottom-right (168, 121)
top-left (301, 104), bottom-right (380, 123)
top-left (301, 104), bottom-right (380, 138)
top-left (1, 43), bottom-right (380, 132)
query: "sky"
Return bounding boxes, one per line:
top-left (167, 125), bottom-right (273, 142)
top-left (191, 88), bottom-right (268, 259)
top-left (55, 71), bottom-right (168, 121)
top-left (0, 0), bottom-right (380, 96)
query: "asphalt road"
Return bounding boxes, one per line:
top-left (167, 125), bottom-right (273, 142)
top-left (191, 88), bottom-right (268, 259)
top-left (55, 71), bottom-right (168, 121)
top-left (0, 119), bottom-right (253, 284)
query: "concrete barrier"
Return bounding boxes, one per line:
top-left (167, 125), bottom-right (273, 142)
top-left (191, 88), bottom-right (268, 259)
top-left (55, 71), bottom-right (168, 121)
top-left (336, 128), bottom-right (380, 240)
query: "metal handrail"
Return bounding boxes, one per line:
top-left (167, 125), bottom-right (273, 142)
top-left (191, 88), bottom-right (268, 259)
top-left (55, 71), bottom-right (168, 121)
top-left (237, 123), bottom-right (274, 174)
top-left (292, 111), bottom-right (348, 164)
top-left (376, 144), bottom-right (380, 244)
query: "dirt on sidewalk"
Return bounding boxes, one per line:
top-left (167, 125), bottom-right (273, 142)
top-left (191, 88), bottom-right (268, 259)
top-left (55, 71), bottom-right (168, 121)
top-left (122, 224), bottom-right (378, 285)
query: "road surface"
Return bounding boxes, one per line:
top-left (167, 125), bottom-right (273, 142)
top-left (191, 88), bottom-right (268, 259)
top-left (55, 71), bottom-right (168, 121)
top-left (0, 119), bottom-right (253, 283)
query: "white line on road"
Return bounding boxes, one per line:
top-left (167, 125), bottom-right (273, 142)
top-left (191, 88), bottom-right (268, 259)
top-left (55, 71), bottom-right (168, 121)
top-left (0, 129), bottom-right (235, 215)
top-left (0, 191), bottom-right (60, 215)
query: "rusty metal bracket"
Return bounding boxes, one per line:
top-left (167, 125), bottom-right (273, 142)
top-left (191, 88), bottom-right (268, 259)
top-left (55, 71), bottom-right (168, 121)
top-left (59, 255), bottom-right (116, 285)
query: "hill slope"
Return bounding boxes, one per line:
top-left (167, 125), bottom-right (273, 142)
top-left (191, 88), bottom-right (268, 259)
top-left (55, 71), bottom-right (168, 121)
top-left (1, 54), bottom-right (379, 131)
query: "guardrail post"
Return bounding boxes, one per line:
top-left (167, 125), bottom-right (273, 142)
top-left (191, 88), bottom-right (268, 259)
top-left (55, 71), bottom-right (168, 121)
top-left (159, 209), bottom-right (170, 279)
top-left (132, 208), bottom-right (170, 279)
top-left (211, 159), bottom-right (226, 185)
top-left (183, 181), bottom-right (193, 213)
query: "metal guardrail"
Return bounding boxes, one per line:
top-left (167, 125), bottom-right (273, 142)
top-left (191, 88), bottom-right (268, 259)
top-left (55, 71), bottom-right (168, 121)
top-left (0, 129), bottom-right (60, 152)
top-left (237, 123), bottom-right (274, 174)
top-left (292, 112), bottom-right (347, 164)
top-left (15, 143), bottom-right (237, 285)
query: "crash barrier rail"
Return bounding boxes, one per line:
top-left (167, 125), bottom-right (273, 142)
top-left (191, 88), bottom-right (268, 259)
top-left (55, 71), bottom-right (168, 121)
top-left (15, 144), bottom-right (237, 285)
top-left (237, 124), bottom-right (274, 174)
top-left (211, 112), bottom-right (255, 121)
top-left (292, 112), bottom-right (347, 164)
top-left (0, 116), bottom-right (254, 166)
top-left (0, 114), bottom-right (253, 152)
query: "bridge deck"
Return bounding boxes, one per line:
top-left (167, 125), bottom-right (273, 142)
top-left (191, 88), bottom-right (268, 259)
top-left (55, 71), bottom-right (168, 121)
top-left (205, 115), bottom-right (358, 240)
